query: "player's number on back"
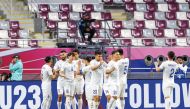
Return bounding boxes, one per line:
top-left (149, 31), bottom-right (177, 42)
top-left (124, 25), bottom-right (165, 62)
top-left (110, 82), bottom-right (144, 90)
top-left (169, 68), bottom-right (175, 78)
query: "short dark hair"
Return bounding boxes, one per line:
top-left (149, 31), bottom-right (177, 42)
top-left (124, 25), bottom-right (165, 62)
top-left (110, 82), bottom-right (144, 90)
top-left (177, 56), bottom-right (183, 60)
top-left (67, 52), bottom-right (75, 57)
top-left (111, 50), bottom-right (118, 55)
top-left (60, 50), bottom-right (66, 53)
top-left (12, 54), bottom-right (20, 59)
top-left (95, 50), bottom-right (102, 55)
top-left (45, 56), bottom-right (52, 63)
top-left (84, 56), bottom-right (91, 62)
top-left (168, 51), bottom-right (175, 59)
top-left (117, 48), bottom-right (123, 55)
top-left (72, 49), bottom-right (79, 54)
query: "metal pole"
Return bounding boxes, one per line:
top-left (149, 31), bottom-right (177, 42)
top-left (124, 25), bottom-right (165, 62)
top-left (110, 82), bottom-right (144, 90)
top-left (11, 0), bottom-right (12, 20)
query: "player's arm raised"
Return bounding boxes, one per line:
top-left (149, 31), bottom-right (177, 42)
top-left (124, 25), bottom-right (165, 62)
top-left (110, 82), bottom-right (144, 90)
top-left (154, 61), bottom-right (164, 72)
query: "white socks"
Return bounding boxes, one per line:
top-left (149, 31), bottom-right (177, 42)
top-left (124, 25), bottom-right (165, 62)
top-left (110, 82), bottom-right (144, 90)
top-left (116, 98), bottom-right (122, 109)
top-left (121, 99), bottom-right (125, 109)
top-left (87, 100), bottom-right (93, 109)
top-left (65, 97), bottom-right (71, 109)
top-left (107, 97), bottom-right (115, 109)
top-left (78, 98), bottom-right (83, 109)
top-left (72, 98), bottom-right (76, 109)
top-left (93, 101), bottom-right (99, 109)
top-left (57, 102), bottom-right (62, 109)
top-left (165, 98), bottom-right (171, 109)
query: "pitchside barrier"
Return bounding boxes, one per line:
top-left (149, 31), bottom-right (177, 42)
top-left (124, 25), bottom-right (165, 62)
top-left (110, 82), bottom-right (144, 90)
top-left (0, 79), bottom-right (190, 109)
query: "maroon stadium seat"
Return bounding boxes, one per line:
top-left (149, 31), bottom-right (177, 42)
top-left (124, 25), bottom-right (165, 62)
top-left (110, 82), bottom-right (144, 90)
top-left (165, 39), bottom-right (176, 46)
top-left (102, 0), bottom-right (113, 4)
top-left (144, 12), bottom-right (155, 20)
top-left (120, 39), bottom-right (132, 46)
top-left (125, 3), bottom-right (136, 12)
top-left (91, 20), bottom-right (102, 29)
top-left (38, 4), bottom-right (50, 12)
top-left (68, 20), bottom-right (77, 29)
top-left (59, 4), bottom-right (70, 12)
top-left (174, 29), bottom-right (186, 37)
top-left (144, 0), bottom-right (155, 3)
top-left (8, 40), bottom-right (18, 48)
top-left (142, 39), bottom-right (154, 46)
top-left (58, 12), bottom-right (69, 21)
top-left (155, 20), bottom-right (166, 29)
top-left (39, 12), bottom-right (48, 20)
top-left (8, 30), bottom-right (19, 39)
top-left (168, 3), bottom-right (179, 12)
top-left (9, 21), bottom-right (20, 30)
top-left (132, 29), bottom-right (143, 38)
top-left (110, 29), bottom-right (121, 38)
top-left (165, 12), bottom-right (176, 20)
top-left (28, 40), bottom-right (39, 48)
top-left (46, 20), bottom-right (57, 30)
top-left (135, 20), bottom-right (145, 29)
top-left (113, 21), bottom-right (123, 29)
top-left (146, 3), bottom-right (157, 12)
top-left (101, 12), bottom-right (112, 20)
top-left (83, 4), bottom-right (94, 12)
top-left (154, 29), bottom-right (165, 38)
top-left (67, 29), bottom-right (78, 38)
top-left (177, 20), bottom-right (189, 28)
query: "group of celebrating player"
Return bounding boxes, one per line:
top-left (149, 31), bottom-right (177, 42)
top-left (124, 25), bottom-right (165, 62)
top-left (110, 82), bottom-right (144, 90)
top-left (41, 49), bottom-right (187, 109)
top-left (40, 48), bottom-right (129, 109)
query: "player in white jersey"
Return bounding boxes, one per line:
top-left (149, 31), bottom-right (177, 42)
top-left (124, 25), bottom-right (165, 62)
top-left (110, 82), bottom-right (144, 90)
top-left (155, 51), bottom-right (178, 109)
top-left (117, 48), bottom-right (129, 109)
top-left (175, 56), bottom-right (188, 79)
top-left (90, 50), bottom-right (107, 109)
top-left (72, 49), bottom-right (85, 109)
top-left (59, 52), bottom-right (76, 109)
top-left (103, 54), bottom-right (112, 107)
top-left (54, 50), bottom-right (67, 109)
top-left (106, 50), bottom-right (121, 109)
top-left (41, 56), bottom-right (58, 109)
top-left (81, 57), bottom-right (93, 109)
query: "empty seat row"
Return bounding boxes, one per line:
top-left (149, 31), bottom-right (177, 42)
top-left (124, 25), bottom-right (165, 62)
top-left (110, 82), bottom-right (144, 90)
top-left (54, 20), bottom-right (190, 30)
top-left (134, 11), bottom-right (190, 20)
top-left (0, 21), bottom-right (20, 30)
top-left (38, 12), bottom-right (112, 21)
top-left (109, 28), bottom-right (190, 38)
top-left (91, 37), bottom-right (190, 46)
top-left (0, 40), bottom-right (39, 48)
top-left (103, 0), bottom-right (190, 4)
top-left (0, 29), bottom-right (29, 39)
top-left (29, 4), bottom-right (104, 13)
top-left (125, 3), bottom-right (190, 12)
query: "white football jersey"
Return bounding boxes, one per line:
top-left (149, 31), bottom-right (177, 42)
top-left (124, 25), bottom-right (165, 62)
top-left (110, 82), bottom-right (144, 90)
top-left (73, 59), bottom-right (85, 79)
top-left (117, 58), bottom-right (129, 77)
top-left (53, 60), bottom-right (66, 81)
top-left (159, 60), bottom-right (178, 88)
top-left (107, 60), bottom-right (119, 83)
top-left (90, 59), bottom-right (107, 85)
top-left (60, 61), bottom-right (75, 81)
top-left (82, 65), bottom-right (92, 84)
top-left (41, 64), bottom-right (53, 90)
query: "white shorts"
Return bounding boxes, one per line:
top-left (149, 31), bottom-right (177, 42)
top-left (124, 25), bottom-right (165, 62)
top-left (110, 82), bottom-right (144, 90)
top-left (92, 84), bottom-right (103, 97)
top-left (42, 89), bottom-right (52, 102)
top-left (64, 80), bottom-right (75, 96)
top-left (162, 86), bottom-right (173, 98)
top-left (103, 83), bottom-right (110, 96)
top-left (109, 83), bottom-right (120, 97)
top-left (119, 75), bottom-right (127, 97)
top-left (57, 79), bottom-right (65, 95)
top-left (85, 83), bottom-right (93, 100)
top-left (74, 78), bottom-right (84, 95)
